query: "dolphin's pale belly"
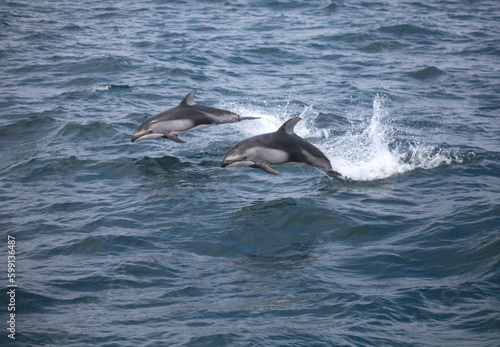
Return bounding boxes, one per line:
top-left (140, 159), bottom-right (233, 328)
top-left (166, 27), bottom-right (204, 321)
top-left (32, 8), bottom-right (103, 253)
top-left (165, 120), bottom-right (210, 134)
top-left (255, 147), bottom-right (290, 164)
top-left (176, 123), bottom-right (211, 134)
top-left (163, 119), bottom-right (195, 132)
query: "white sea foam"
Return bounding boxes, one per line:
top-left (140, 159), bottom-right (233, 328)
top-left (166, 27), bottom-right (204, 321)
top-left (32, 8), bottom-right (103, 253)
top-left (229, 102), bottom-right (327, 139)
top-left (90, 85), bottom-right (112, 92)
top-left (323, 95), bottom-right (407, 180)
top-left (234, 109), bottom-right (282, 137)
top-left (321, 95), bottom-right (460, 180)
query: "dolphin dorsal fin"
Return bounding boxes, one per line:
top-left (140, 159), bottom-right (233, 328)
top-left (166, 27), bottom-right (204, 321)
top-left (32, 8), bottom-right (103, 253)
top-left (180, 90), bottom-right (197, 106)
top-left (277, 117), bottom-right (301, 134)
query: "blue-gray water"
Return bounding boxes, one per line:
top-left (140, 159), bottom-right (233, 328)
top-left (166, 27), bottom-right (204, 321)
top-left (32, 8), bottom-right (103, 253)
top-left (1, 0), bottom-right (499, 346)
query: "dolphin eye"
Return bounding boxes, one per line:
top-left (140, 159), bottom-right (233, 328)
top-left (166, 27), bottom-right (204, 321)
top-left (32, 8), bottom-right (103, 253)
top-left (244, 156), bottom-right (247, 160)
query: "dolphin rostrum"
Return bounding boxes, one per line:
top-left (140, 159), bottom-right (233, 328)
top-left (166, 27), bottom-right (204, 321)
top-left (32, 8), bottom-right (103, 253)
top-left (221, 117), bottom-right (340, 176)
top-left (131, 90), bottom-right (257, 143)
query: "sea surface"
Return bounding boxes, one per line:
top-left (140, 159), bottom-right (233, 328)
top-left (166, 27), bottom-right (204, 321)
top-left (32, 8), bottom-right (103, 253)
top-left (1, 0), bottom-right (499, 346)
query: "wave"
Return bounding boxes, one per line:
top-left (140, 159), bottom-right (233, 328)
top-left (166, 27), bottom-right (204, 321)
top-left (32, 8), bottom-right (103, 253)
top-left (407, 66), bottom-right (446, 80)
top-left (378, 24), bottom-right (445, 37)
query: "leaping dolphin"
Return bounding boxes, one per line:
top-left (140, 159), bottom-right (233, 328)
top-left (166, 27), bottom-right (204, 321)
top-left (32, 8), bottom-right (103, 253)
top-left (221, 117), bottom-right (340, 176)
top-left (131, 90), bottom-right (258, 143)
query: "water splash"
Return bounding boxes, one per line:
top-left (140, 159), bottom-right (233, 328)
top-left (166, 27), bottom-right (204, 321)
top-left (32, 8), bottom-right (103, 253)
top-left (323, 95), bottom-right (462, 181)
top-left (233, 108), bottom-right (282, 137)
top-left (229, 101), bottom-right (327, 139)
top-left (322, 95), bottom-right (403, 180)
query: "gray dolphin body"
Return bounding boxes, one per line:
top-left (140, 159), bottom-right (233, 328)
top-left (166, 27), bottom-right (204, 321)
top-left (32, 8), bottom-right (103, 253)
top-left (221, 117), bottom-right (340, 176)
top-left (131, 90), bottom-right (256, 143)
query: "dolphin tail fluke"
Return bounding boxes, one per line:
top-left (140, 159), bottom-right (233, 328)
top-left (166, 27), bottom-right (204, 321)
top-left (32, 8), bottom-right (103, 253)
top-left (164, 134), bottom-right (187, 144)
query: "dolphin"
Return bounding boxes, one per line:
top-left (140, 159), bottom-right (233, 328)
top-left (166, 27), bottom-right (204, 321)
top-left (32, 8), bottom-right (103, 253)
top-left (131, 90), bottom-right (257, 143)
top-left (221, 117), bottom-right (340, 176)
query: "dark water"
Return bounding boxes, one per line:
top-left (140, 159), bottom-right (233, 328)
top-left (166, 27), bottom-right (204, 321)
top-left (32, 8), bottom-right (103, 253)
top-left (1, 0), bottom-right (499, 346)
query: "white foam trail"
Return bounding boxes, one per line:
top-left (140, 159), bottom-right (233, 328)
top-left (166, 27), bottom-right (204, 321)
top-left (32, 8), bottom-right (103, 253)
top-left (90, 85), bottom-right (111, 92)
top-left (229, 103), bottom-right (286, 137)
top-left (236, 110), bottom-right (282, 137)
top-left (294, 105), bottom-right (329, 139)
top-left (229, 102), bottom-right (328, 139)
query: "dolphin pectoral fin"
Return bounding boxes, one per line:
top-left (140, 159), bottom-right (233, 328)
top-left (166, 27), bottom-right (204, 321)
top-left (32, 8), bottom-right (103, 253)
top-left (164, 134), bottom-right (187, 143)
top-left (255, 162), bottom-right (281, 175)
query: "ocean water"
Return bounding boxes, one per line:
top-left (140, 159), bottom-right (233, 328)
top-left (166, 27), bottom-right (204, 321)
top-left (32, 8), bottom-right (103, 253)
top-left (1, 0), bottom-right (499, 345)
